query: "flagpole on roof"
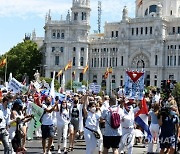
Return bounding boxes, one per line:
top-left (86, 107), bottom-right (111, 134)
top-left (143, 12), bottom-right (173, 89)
top-left (4, 55), bottom-right (7, 83)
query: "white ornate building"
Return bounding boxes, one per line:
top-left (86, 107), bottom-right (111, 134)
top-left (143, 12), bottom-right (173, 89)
top-left (33, 0), bottom-right (180, 92)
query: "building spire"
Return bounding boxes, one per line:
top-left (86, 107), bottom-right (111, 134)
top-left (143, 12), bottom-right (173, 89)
top-left (32, 29), bottom-right (36, 40)
top-left (122, 6), bottom-right (128, 22)
top-left (48, 9), bottom-right (51, 21)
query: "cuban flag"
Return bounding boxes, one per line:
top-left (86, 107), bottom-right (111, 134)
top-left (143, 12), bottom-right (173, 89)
top-left (135, 98), bottom-right (152, 139)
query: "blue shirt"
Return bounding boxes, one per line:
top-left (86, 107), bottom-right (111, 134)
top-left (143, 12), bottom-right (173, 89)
top-left (149, 110), bottom-right (158, 124)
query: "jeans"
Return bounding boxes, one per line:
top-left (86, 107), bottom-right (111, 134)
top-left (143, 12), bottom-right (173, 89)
top-left (0, 128), bottom-right (10, 154)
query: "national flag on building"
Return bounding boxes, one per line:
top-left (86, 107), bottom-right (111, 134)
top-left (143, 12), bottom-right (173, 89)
top-left (104, 68), bottom-right (109, 79)
top-left (57, 70), bottom-right (63, 77)
top-left (0, 58), bottom-right (6, 67)
top-left (82, 65), bottom-right (88, 74)
top-left (64, 61), bottom-right (72, 71)
top-left (68, 61), bottom-right (72, 69)
top-left (108, 67), bottom-right (113, 74)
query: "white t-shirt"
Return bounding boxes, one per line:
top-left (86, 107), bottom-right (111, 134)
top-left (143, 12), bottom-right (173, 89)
top-left (118, 88), bottom-right (125, 97)
top-left (85, 111), bottom-right (100, 131)
top-left (56, 104), bottom-right (70, 125)
top-left (41, 104), bottom-right (54, 125)
top-left (100, 100), bottom-right (109, 112)
top-left (121, 107), bottom-right (134, 128)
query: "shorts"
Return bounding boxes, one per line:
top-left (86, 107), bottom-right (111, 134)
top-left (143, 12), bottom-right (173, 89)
top-left (41, 125), bottom-right (54, 139)
top-left (70, 118), bottom-right (79, 131)
top-left (103, 136), bottom-right (121, 149)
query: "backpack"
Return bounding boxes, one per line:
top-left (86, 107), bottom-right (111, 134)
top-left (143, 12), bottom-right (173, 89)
top-left (109, 107), bottom-right (120, 129)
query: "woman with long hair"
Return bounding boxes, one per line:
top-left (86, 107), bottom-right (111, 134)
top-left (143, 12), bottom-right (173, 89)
top-left (9, 99), bottom-right (32, 153)
top-left (147, 103), bottom-right (160, 153)
top-left (55, 100), bottom-right (70, 154)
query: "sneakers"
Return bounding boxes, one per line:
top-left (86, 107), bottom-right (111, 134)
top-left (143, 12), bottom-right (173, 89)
top-left (58, 149), bottom-right (61, 154)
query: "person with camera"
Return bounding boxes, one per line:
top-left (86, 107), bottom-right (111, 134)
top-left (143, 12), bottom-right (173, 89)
top-left (158, 105), bottom-right (179, 154)
top-left (0, 96), bottom-right (11, 154)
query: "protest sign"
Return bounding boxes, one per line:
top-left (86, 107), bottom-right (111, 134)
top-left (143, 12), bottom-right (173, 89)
top-left (9, 78), bottom-right (28, 94)
top-left (124, 71), bottom-right (145, 100)
top-left (73, 81), bottom-right (82, 89)
top-left (89, 83), bottom-right (101, 94)
top-left (27, 103), bottom-right (44, 139)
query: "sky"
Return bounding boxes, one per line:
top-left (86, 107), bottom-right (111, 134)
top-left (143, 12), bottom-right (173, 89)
top-left (0, 0), bottom-right (135, 55)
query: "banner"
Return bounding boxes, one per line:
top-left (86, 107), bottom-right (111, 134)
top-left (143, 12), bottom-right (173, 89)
top-left (8, 78), bottom-right (28, 94)
top-left (73, 81), bottom-right (82, 89)
top-left (89, 83), bottom-right (101, 94)
top-left (124, 71), bottom-right (145, 100)
top-left (27, 103), bottom-right (44, 139)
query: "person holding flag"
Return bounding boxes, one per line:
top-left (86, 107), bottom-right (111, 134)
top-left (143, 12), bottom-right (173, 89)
top-left (119, 99), bottom-right (135, 154)
top-left (41, 96), bottom-right (58, 154)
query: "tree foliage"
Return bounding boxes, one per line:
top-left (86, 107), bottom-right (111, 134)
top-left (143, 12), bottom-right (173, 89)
top-left (40, 77), bottom-right (60, 91)
top-left (172, 82), bottom-right (180, 105)
top-left (0, 40), bottom-right (42, 83)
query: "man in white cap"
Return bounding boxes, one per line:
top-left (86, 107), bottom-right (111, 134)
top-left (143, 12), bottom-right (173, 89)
top-left (119, 99), bottom-right (135, 154)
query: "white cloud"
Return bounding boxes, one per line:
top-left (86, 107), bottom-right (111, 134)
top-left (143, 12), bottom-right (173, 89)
top-left (0, 0), bottom-right (135, 19)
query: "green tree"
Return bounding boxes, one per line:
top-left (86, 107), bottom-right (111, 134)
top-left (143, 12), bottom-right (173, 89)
top-left (0, 40), bottom-right (42, 83)
top-left (65, 80), bottom-right (72, 90)
top-left (172, 82), bottom-right (180, 106)
top-left (40, 77), bottom-right (60, 91)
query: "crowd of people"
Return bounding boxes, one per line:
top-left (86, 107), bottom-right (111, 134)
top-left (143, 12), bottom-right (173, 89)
top-left (0, 85), bottom-right (179, 154)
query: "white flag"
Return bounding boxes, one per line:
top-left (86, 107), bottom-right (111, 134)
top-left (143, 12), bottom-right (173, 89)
top-left (50, 71), bottom-right (55, 99)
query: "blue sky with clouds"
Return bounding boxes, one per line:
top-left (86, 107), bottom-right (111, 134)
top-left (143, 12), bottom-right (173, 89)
top-left (0, 0), bottom-right (135, 55)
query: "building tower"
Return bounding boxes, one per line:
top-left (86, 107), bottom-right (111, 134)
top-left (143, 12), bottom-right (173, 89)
top-left (136, 0), bottom-right (180, 18)
top-left (70, 0), bottom-right (91, 82)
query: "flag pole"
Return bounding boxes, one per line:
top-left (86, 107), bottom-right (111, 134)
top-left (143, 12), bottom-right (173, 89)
top-left (4, 55), bottom-right (7, 83)
top-left (71, 65), bottom-right (72, 91)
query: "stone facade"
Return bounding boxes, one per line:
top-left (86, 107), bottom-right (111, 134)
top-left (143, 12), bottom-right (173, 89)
top-left (34, 0), bottom-right (180, 92)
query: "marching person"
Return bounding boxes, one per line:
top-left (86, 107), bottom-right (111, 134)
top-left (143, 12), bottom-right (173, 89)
top-left (101, 97), bottom-right (122, 154)
top-left (82, 95), bottom-right (101, 154)
top-left (55, 100), bottom-right (70, 154)
top-left (119, 100), bottom-right (135, 154)
top-left (68, 97), bottom-right (81, 152)
top-left (9, 98), bottom-right (33, 153)
top-left (158, 106), bottom-right (179, 154)
top-left (0, 96), bottom-right (11, 154)
top-left (147, 103), bottom-right (160, 153)
top-left (41, 96), bottom-right (58, 154)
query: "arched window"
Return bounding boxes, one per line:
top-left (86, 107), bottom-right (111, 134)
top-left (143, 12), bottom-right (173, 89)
top-left (144, 5), bottom-right (157, 16)
top-left (149, 5), bottom-right (157, 14)
top-left (137, 60), bottom-right (145, 68)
